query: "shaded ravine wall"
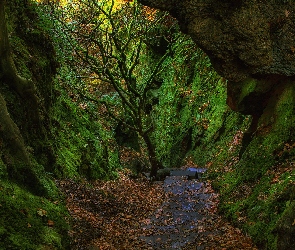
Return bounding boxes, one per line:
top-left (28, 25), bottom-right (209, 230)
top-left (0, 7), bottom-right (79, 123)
top-left (139, 0), bottom-right (295, 249)
top-left (0, 1), bottom-right (119, 248)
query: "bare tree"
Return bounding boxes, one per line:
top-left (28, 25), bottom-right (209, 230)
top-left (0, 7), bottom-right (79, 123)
top-left (58, 0), bottom-right (178, 177)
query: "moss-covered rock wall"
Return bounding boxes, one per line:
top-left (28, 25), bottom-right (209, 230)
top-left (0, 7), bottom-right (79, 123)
top-left (0, 1), bottom-right (121, 248)
top-left (139, 0), bottom-right (295, 249)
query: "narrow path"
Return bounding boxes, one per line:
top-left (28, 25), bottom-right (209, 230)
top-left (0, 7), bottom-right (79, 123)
top-left (57, 169), bottom-right (257, 249)
top-left (140, 175), bottom-right (211, 249)
top-left (139, 169), bottom-right (257, 249)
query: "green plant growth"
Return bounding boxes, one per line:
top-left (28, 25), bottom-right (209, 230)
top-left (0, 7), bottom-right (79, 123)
top-left (50, 66), bottom-right (120, 180)
top-left (53, 0), bottom-right (184, 177)
top-left (0, 181), bottom-right (70, 250)
top-left (0, 0), bottom-right (123, 248)
top-left (202, 81), bottom-right (295, 249)
top-left (171, 49), bottom-right (249, 168)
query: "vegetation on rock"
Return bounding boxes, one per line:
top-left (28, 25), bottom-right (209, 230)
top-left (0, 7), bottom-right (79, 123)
top-left (137, 0), bottom-right (295, 249)
top-left (0, 0), bottom-right (294, 249)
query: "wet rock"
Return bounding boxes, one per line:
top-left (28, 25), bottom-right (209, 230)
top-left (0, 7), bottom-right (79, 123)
top-left (170, 168), bottom-right (207, 179)
top-left (170, 170), bottom-right (198, 179)
top-left (156, 168), bottom-right (176, 180)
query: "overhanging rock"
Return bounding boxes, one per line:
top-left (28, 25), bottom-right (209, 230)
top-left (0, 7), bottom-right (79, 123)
top-left (139, 0), bottom-right (295, 82)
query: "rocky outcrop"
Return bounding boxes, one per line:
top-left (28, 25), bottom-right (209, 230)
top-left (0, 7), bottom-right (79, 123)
top-left (139, 0), bottom-right (295, 81)
top-left (139, 0), bottom-right (295, 115)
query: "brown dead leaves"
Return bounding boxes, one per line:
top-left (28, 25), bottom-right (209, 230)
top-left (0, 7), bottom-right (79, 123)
top-left (57, 169), bottom-right (258, 250)
top-left (56, 170), bottom-right (164, 249)
top-left (194, 181), bottom-right (258, 250)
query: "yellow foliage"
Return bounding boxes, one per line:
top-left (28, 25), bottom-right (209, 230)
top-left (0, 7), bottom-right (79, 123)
top-left (35, 0), bottom-right (134, 9)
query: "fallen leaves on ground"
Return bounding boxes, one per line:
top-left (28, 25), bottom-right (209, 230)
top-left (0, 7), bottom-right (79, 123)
top-left (56, 170), bottom-right (165, 249)
top-left (193, 180), bottom-right (258, 250)
top-left (57, 169), bottom-right (257, 250)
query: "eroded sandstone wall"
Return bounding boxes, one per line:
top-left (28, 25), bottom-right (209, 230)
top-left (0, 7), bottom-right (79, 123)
top-left (139, 0), bottom-right (295, 115)
top-left (140, 0), bottom-right (295, 80)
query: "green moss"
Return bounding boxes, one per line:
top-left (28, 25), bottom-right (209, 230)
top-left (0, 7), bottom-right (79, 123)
top-left (0, 1), bottom-right (124, 249)
top-left (275, 200), bottom-right (295, 249)
top-left (238, 78), bottom-right (257, 104)
top-left (50, 77), bottom-right (120, 180)
top-left (0, 181), bottom-right (70, 250)
top-left (206, 81), bottom-right (295, 249)
top-left (10, 36), bottom-right (33, 80)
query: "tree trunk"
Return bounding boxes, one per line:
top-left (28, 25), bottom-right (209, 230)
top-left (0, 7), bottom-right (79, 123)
top-left (142, 133), bottom-right (163, 178)
top-left (1, 1), bottom-right (29, 88)
top-left (0, 0), bottom-right (44, 194)
top-left (0, 93), bottom-right (42, 190)
top-left (0, 0), bottom-right (39, 110)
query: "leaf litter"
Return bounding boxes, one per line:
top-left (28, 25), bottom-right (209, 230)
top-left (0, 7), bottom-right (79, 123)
top-left (56, 169), bottom-right (257, 249)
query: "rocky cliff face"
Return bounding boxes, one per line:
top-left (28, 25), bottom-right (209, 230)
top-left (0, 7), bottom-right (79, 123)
top-left (139, 0), bottom-right (295, 115)
top-left (139, 0), bottom-right (295, 81)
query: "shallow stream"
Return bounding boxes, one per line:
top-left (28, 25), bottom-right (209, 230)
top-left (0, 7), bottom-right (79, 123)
top-left (140, 168), bottom-right (213, 249)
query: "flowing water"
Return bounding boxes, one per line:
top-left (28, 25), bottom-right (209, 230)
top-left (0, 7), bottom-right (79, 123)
top-left (139, 168), bottom-right (213, 249)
